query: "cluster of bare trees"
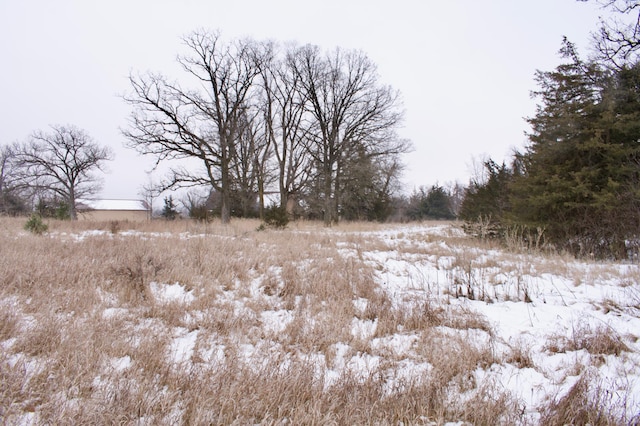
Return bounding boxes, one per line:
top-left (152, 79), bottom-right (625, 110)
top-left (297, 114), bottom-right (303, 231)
top-left (0, 125), bottom-right (113, 219)
top-left (123, 30), bottom-right (410, 224)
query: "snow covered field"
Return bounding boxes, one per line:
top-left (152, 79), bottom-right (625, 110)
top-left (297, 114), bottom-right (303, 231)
top-left (1, 219), bottom-right (639, 424)
top-left (363, 225), bottom-right (640, 424)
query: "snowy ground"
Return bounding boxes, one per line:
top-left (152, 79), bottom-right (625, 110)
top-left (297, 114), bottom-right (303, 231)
top-left (357, 224), bottom-right (640, 423)
top-left (2, 221), bottom-right (639, 424)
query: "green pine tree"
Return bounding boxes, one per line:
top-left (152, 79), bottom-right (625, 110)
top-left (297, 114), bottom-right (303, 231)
top-left (161, 195), bottom-right (179, 220)
top-left (511, 39), bottom-right (640, 258)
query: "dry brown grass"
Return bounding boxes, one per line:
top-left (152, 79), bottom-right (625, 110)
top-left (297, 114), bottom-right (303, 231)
top-left (2, 216), bottom-right (634, 424)
top-left (544, 321), bottom-right (630, 356)
top-left (540, 371), bottom-right (632, 426)
top-left (505, 338), bottom-right (536, 369)
top-left (0, 307), bottom-right (18, 342)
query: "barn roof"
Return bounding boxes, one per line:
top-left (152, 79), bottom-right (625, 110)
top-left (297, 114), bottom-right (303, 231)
top-left (77, 199), bottom-right (148, 211)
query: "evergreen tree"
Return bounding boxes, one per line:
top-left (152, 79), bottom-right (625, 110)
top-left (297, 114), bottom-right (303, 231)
top-left (511, 39), bottom-right (640, 258)
top-left (424, 185), bottom-right (456, 220)
top-left (459, 160), bottom-right (514, 226)
top-left (406, 185), bottom-right (456, 221)
top-left (406, 187), bottom-right (428, 220)
top-left (161, 195), bottom-right (179, 220)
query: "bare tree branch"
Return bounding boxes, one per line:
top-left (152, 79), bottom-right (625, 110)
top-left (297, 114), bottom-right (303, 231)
top-left (584, 0), bottom-right (640, 68)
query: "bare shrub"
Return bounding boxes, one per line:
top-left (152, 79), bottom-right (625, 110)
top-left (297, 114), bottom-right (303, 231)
top-left (279, 262), bottom-right (304, 302)
top-left (109, 220), bottom-right (120, 234)
top-left (111, 245), bottom-right (163, 302)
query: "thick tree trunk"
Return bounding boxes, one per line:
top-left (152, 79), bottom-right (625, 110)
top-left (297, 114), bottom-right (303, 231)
top-left (69, 188), bottom-right (77, 221)
top-left (323, 169), bottom-right (333, 226)
top-left (258, 178), bottom-right (265, 220)
top-left (220, 152), bottom-right (231, 224)
top-left (221, 194), bottom-right (230, 224)
top-left (279, 160), bottom-right (287, 210)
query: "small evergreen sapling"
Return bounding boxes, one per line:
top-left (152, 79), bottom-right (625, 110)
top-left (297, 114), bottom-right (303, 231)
top-left (161, 196), bottom-right (179, 220)
top-left (262, 204), bottom-right (289, 229)
top-left (24, 213), bottom-right (48, 235)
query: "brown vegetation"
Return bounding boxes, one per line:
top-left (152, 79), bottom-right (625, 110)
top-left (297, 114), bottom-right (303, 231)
top-left (1, 217), bottom-right (637, 424)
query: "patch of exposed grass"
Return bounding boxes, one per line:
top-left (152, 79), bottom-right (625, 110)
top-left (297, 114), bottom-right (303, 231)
top-left (541, 371), bottom-right (632, 426)
top-left (545, 322), bottom-right (630, 356)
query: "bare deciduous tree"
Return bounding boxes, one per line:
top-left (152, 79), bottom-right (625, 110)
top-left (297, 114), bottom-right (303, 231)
top-left (14, 125), bottom-right (113, 220)
top-left (123, 30), bottom-right (269, 224)
top-left (0, 144), bottom-right (13, 195)
top-left (138, 172), bottom-right (160, 220)
top-left (260, 47), bottom-right (314, 214)
top-left (228, 106), bottom-right (273, 218)
top-left (290, 45), bottom-right (410, 225)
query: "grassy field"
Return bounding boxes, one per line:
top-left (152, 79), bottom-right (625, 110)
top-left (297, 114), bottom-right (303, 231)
top-left (1, 217), bottom-right (639, 425)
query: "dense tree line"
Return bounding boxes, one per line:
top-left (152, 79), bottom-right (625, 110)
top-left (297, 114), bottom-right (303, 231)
top-left (5, 2), bottom-right (639, 260)
top-left (461, 1), bottom-right (640, 259)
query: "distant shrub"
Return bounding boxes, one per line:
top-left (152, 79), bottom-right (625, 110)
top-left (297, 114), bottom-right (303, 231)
top-left (161, 196), bottom-right (179, 220)
top-left (24, 213), bottom-right (48, 235)
top-left (109, 220), bottom-right (121, 234)
top-left (189, 204), bottom-right (213, 222)
top-left (263, 204), bottom-right (289, 229)
top-left (36, 198), bottom-right (70, 220)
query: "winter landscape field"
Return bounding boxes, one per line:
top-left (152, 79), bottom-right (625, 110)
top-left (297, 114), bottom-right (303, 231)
top-left (1, 217), bottom-right (639, 425)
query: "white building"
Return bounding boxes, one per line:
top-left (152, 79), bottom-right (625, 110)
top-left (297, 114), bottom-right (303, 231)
top-left (76, 199), bottom-right (150, 221)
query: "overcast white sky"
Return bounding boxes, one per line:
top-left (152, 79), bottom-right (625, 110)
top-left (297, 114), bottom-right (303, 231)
top-left (0, 0), bottom-right (606, 200)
